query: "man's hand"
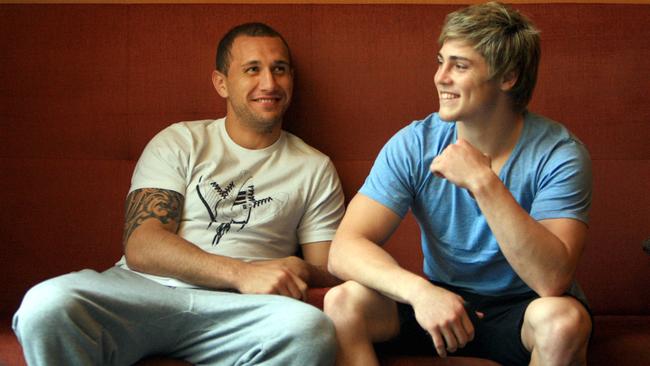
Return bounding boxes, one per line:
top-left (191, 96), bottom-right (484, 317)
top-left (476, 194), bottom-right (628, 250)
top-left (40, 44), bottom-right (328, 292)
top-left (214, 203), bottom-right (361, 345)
top-left (410, 283), bottom-right (479, 357)
top-left (259, 256), bottom-right (311, 282)
top-left (430, 139), bottom-right (492, 191)
top-left (235, 257), bottom-right (309, 301)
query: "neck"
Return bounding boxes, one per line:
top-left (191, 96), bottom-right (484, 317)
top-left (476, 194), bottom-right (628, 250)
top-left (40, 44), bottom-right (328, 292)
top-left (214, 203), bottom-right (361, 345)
top-left (224, 117), bottom-right (282, 150)
top-left (457, 108), bottom-right (524, 163)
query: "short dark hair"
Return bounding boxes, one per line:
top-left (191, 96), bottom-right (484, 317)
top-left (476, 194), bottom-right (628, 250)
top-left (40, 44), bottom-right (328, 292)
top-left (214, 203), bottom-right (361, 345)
top-left (216, 22), bottom-right (292, 75)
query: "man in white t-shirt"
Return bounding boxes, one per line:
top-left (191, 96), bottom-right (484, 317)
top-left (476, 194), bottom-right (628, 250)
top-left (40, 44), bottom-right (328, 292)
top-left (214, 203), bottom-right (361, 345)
top-left (13, 22), bottom-right (345, 366)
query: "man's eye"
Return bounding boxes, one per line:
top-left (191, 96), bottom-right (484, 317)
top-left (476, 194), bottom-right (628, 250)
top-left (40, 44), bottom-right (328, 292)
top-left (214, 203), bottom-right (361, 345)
top-left (273, 66), bottom-right (287, 74)
top-left (455, 64), bottom-right (468, 70)
top-left (246, 67), bottom-right (259, 73)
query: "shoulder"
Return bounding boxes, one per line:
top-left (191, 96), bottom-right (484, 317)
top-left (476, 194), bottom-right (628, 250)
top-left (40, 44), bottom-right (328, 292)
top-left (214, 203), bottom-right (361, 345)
top-left (522, 114), bottom-right (592, 222)
top-left (525, 113), bottom-right (587, 149)
top-left (382, 113), bottom-right (455, 158)
top-left (523, 113), bottom-right (590, 162)
top-left (396, 113), bottom-right (452, 138)
top-left (150, 119), bottom-right (220, 146)
top-left (521, 113), bottom-right (592, 189)
top-left (283, 131), bottom-right (333, 164)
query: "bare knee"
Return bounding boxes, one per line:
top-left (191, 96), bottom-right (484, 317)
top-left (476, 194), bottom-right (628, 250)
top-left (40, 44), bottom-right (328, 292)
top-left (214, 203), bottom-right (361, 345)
top-left (324, 281), bottom-right (399, 342)
top-left (525, 297), bottom-right (591, 342)
top-left (523, 297), bottom-right (591, 364)
top-left (324, 281), bottom-right (369, 325)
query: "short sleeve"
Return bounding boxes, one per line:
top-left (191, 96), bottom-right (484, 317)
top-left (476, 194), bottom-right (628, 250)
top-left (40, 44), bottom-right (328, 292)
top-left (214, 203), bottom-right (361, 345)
top-left (297, 159), bottom-right (345, 244)
top-left (359, 126), bottom-right (419, 218)
top-left (530, 140), bottom-right (592, 224)
top-left (130, 123), bottom-right (192, 196)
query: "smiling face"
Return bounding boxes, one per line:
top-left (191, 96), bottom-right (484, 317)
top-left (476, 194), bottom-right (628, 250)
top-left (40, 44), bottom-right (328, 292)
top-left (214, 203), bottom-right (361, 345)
top-left (434, 39), bottom-right (507, 123)
top-left (213, 36), bottom-right (293, 133)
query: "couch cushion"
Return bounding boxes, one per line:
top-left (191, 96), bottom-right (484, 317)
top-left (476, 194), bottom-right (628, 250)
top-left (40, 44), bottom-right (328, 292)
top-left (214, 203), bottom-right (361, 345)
top-left (588, 316), bottom-right (650, 366)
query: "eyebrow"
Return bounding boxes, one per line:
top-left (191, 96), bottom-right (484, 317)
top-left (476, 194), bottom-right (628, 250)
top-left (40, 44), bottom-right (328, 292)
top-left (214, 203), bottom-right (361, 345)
top-left (240, 60), bottom-right (291, 68)
top-left (438, 53), bottom-right (472, 63)
top-left (271, 60), bottom-right (291, 68)
top-left (240, 60), bottom-right (260, 69)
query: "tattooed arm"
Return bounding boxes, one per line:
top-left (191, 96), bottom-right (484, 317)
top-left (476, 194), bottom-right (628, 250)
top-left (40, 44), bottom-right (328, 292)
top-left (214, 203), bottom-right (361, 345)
top-left (123, 188), bottom-right (183, 247)
top-left (122, 188), bottom-right (240, 288)
top-left (122, 188), bottom-right (311, 299)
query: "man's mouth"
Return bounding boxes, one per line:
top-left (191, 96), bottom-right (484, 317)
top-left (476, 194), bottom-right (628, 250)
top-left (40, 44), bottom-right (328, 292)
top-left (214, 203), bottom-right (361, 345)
top-left (252, 95), bottom-right (283, 104)
top-left (439, 92), bottom-right (460, 100)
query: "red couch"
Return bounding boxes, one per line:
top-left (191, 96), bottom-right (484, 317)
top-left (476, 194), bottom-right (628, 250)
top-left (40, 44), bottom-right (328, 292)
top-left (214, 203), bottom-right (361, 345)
top-left (1, 3), bottom-right (648, 365)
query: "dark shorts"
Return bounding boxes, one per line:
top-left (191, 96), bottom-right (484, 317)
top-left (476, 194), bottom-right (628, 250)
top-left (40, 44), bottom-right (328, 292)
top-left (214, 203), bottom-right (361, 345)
top-left (377, 282), bottom-right (592, 366)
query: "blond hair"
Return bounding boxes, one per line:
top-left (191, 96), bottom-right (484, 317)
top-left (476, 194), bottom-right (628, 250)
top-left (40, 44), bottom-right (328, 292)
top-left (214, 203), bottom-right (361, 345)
top-left (439, 2), bottom-right (540, 112)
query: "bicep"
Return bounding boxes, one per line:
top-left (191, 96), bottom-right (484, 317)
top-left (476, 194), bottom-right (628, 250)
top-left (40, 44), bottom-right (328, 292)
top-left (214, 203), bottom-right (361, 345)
top-left (336, 193), bottom-right (403, 245)
top-left (301, 241), bottom-right (331, 267)
top-left (539, 217), bottom-right (588, 263)
top-left (123, 188), bottom-right (184, 246)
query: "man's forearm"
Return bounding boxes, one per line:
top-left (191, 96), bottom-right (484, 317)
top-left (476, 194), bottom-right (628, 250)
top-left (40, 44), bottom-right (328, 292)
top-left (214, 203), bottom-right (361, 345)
top-left (125, 220), bottom-right (247, 289)
top-left (327, 193), bottom-right (428, 303)
top-left (329, 235), bottom-right (427, 304)
top-left (472, 174), bottom-right (583, 296)
top-left (306, 263), bottom-right (342, 287)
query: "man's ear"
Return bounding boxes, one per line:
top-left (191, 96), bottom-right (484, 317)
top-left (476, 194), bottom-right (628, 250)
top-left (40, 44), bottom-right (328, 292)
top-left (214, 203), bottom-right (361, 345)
top-left (500, 71), bottom-right (518, 92)
top-left (212, 70), bottom-right (228, 98)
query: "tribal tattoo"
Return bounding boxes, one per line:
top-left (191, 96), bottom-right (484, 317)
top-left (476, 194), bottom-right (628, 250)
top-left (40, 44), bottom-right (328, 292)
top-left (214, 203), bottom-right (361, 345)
top-left (122, 188), bottom-right (183, 246)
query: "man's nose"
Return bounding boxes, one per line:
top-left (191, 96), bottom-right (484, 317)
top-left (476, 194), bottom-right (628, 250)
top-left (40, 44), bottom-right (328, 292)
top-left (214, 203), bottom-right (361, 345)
top-left (259, 69), bottom-right (277, 90)
top-left (435, 65), bottom-right (451, 85)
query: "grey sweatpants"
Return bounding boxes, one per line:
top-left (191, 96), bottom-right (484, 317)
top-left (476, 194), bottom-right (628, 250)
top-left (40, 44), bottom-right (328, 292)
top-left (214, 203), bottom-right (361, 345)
top-left (12, 267), bottom-right (336, 366)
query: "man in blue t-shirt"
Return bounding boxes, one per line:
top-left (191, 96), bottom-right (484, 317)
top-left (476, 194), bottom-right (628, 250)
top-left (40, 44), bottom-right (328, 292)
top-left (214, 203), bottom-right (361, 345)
top-left (325, 2), bottom-right (592, 366)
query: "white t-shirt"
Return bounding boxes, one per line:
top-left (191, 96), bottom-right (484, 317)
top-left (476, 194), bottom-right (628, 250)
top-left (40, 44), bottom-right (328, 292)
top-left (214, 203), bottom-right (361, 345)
top-left (116, 118), bottom-right (345, 288)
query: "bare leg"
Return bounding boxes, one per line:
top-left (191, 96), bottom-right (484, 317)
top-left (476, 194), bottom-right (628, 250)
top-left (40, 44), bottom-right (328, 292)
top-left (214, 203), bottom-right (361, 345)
top-left (521, 296), bottom-right (591, 366)
top-left (324, 281), bottom-right (401, 366)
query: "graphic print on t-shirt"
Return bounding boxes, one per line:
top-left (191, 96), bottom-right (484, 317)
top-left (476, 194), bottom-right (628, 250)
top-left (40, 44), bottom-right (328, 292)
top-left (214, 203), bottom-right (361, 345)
top-left (196, 170), bottom-right (287, 245)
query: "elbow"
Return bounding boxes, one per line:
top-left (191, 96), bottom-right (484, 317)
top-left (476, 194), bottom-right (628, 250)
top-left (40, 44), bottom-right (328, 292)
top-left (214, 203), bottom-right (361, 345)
top-left (122, 221), bottom-right (164, 273)
top-left (327, 239), bottom-right (345, 278)
top-left (327, 251), bottom-right (339, 278)
top-left (327, 260), bottom-right (343, 279)
top-left (534, 275), bottom-right (574, 298)
top-left (123, 236), bottom-right (147, 272)
top-left (123, 246), bottom-right (141, 271)
top-left (326, 260), bottom-right (336, 276)
top-left (536, 287), bottom-right (566, 298)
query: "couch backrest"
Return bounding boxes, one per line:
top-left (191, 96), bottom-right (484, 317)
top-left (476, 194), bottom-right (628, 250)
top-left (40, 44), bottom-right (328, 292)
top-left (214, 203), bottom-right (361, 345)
top-left (1, 3), bottom-right (649, 319)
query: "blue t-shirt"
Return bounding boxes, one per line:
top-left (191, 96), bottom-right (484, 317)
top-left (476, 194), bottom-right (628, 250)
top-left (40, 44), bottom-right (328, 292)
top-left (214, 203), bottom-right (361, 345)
top-left (360, 112), bottom-right (592, 296)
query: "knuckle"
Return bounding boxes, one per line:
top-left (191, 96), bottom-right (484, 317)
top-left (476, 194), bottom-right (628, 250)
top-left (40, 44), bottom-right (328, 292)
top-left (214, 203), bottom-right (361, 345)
top-left (277, 270), bottom-right (290, 280)
top-left (266, 285), bottom-right (279, 294)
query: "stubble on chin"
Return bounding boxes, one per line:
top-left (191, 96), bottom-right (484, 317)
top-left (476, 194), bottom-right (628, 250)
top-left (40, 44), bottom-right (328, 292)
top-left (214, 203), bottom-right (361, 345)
top-left (233, 104), bottom-right (283, 134)
top-left (255, 120), bottom-right (279, 134)
top-left (250, 112), bottom-right (283, 134)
